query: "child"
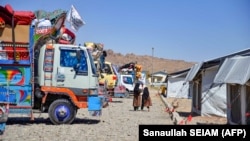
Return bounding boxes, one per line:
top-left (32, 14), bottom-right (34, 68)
top-left (141, 86), bottom-right (152, 111)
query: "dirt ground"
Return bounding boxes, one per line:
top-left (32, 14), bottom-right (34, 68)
top-left (165, 97), bottom-right (228, 125)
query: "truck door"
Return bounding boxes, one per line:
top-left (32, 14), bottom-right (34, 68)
top-left (55, 47), bottom-right (94, 89)
top-left (121, 75), bottom-right (134, 92)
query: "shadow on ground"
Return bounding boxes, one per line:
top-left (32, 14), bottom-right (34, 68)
top-left (178, 112), bottom-right (200, 117)
top-left (7, 117), bottom-right (101, 125)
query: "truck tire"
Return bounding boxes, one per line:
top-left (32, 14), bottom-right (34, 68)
top-left (48, 99), bottom-right (76, 125)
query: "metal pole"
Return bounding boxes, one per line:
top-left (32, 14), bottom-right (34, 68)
top-left (151, 47), bottom-right (154, 83)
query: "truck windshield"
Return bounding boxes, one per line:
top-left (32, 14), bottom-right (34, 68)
top-left (123, 76), bottom-right (133, 85)
top-left (59, 47), bottom-right (88, 73)
top-left (87, 49), bottom-right (97, 75)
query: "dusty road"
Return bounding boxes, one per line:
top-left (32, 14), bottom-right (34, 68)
top-left (1, 88), bottom-right (172, 141)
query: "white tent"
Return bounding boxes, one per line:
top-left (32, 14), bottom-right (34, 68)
top-left (185, 48), bottom-right (250, 117)
top-left (199, 66), bottom-right (227, 117)
top-left (214, 56), bottom-right (250, 125)
top-left (186, 64), bottom-right (227, 117)
top-left (167, 69), bottom-right (190, 98)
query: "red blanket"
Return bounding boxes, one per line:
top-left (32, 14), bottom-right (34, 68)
top-left (0, 4), bottom-right (35, 25)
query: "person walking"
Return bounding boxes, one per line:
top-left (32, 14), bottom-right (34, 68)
top-left (133, 82), bottom-right (142, 111)
top-left (141, 86), bottom-right (152, 112)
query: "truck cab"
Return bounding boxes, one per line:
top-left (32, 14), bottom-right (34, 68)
top-left (94, 61), bottom-right (117, 95)
top-left (37, 44), bottom-right (99, 89)
top-left (117, 74), bottom-right (134, 94)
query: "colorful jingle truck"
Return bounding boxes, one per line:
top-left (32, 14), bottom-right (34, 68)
top-left (0, 4), bottom-right (108, 134)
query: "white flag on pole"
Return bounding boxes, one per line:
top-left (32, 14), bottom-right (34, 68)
top-left (66, 5), bottom-right (85, 32)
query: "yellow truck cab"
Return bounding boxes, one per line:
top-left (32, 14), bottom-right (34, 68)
top-left (94, 61), bottom-right (117, 95)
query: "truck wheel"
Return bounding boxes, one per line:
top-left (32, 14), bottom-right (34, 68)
top-left (48, 99), bottom-right (76, 125)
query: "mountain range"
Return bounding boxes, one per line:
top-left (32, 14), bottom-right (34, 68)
top-left (105, 49), bottom-right (196, 74)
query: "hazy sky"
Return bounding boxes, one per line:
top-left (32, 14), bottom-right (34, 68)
top-left (1, 0), bottom-right (249, 62)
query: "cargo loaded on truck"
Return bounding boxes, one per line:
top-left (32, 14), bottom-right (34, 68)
top-left (0, 4), bottom-right (108, 134)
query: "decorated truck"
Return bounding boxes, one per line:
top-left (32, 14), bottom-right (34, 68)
top-left (0, 4), bottom-right (108, 134)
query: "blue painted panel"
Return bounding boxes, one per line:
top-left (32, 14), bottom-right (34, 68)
top-left (88, 96), bottom-right (102, 111)
top-left (0, 85), bottom-right (32, 106)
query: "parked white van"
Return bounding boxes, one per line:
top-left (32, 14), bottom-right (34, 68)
top-left (117, 74), bottom-right (134, 94)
